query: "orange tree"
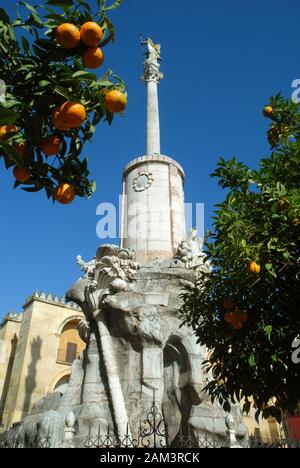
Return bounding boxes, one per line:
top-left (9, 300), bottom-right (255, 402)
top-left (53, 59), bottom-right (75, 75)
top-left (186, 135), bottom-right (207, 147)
top-left (180, 95), bottom-right (300, 422)
top-left (0, 0), bottom-right (126, 203)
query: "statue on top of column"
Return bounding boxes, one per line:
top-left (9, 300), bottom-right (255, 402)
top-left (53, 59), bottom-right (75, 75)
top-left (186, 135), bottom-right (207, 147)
top-left (145, 38), bottom-right (161, 61)
top-left (141, 37), bottom-right (163, 84)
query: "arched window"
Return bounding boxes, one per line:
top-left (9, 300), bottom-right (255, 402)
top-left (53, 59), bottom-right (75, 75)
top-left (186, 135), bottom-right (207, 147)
top-left (57, 319), bottom-right (85, 365)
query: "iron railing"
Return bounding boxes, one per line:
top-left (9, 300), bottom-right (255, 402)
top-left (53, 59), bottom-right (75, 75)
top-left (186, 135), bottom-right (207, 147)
top-left (247, 434), bottom-right (300, 449)
top-left (84, 392), bottom-right (168, 448)
top-left (1, 390), bottom-right (299, 449)
top-left (0, 429), bottom-right (51, 448)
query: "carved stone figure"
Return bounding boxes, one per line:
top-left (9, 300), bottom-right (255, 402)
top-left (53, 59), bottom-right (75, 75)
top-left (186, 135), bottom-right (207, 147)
top-left (146, 38), bottom-right (161, 61)
top-left (174, 229), bottom-right (208, 270)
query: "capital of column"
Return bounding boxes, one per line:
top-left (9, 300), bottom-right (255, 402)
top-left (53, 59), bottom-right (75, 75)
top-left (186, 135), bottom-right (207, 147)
top-left (141, 61), bottom-right (164, 84)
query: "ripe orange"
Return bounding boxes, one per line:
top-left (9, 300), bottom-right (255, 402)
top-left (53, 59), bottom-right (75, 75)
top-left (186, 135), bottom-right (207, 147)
top-left (80, 22), bottom-right (104, 47)
top-left (41, 136), bottom-right (62, 156)
top-left (224, 311), bottom-right (235, 324)
top-left (55, 23), bottom-right (80, 49)
top-left (0, 124), bottom-right (18, 140)
top-left (83, 47), bottom-right (104, 69)
top-left (225, 309), bottom-right (248, 325)
top-left (104, 90), bottom-right (127, 113)
top-left (247, 261), bottom-right (261, 274)
top-left (15, 142), bottom-right (26, 156)
top-left (13, 166), bottom-right (30, 182)
top-left (223, 297), bottom-right (235, 311)
top-left (52, 113), bottom-right (72, 131)
top-left (232, 321), bottom-right (244, 330)
top-left (52, 102), bottom-right (86, 129)
top-left (59, 101), bottom-right (86, 127)
top-left (239, 311), bottom-right (249, 323)
top-left (54, 183), bottom-right (76, 205)
top-left (233, 310), bottom-right (248, 323)
top-left (263, 105), bottom-right (273, 118)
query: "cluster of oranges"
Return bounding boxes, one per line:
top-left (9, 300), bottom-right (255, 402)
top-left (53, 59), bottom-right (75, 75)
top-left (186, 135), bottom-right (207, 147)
top-left (0, 123), bottom-right (76, 203)
top-left (0, 123), bottom-right (75, 203)
top-left (55, 21), bottom-right (104, 69)
top-left (0, 22), bottom-right (127, 205)
top-left (222, 261), bottom-right (261, 330)
top-left (54, 21), bottom-right (127, 114)
top-left (223, 298), bottom-right (249, 330)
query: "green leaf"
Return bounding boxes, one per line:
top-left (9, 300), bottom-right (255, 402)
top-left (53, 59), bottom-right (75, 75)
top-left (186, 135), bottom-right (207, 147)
top-left (44, 13), bottom-right (68, 22)
top-left (46, 0), bottom-right (73, 11)
top-left (0, 8), bottom-right (10, 24)
top-left (34, 39), bottom-right (56, 50)
top-left (271, 354), bottom-right (278, 364)
top-left (72, 71), bottom-right (97, 80)
top-left (0, 142), bottom-right (24, 168)
top-left (269, 269), bottom-right (277, 278)
top-left (52, 85), bottom-right (71, 99)
top-left (100, 17), bottom-right (115, 46)
top-left (21, 35), bottom-right (30, 53)
top-left (18, 2), bottom-right (38, 15)
top-left (248, 354), bottom-right (256, 367)
top-left (107, 0), bottom-right (124, 10)
top-left (222, 401), bottom-right (231, 413)
top-left (89, 180), bottom-right (97, 193)
top-left (106, 110), bottom-right (114, 125)
top-left (264, 325), bottom-right (273, 341)
top-left (94, 80), bottom-right (113, 87)
top-left (0, 109), bottom-right (19, 125)
top-left (26, 13), bottom-right (44, 27)
top-left (22, 186), bottom-right (43, 192)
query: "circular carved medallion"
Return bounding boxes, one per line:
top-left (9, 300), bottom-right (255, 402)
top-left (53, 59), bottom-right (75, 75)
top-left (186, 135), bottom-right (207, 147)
top-left (133, 172), bottom-right (153, 192)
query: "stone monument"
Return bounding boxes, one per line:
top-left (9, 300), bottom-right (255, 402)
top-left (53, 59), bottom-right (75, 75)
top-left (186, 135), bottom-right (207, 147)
top-left (2, 39), bottom-right (248, 449)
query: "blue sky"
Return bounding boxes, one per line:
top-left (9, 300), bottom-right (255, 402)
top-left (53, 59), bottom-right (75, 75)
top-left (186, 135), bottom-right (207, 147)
top-left (0, 0), bottom-right (299, 318)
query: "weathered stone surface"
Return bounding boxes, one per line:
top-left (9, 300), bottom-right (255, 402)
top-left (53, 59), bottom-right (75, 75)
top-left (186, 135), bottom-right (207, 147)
top-left (2, 237), bottom-right (248, 448)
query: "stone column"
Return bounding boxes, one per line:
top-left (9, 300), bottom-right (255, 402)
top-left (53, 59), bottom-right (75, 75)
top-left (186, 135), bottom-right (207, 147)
top-left (141, 39), bottom-right (163, 156)
top-left (146, 80), bottom-right (161, 155)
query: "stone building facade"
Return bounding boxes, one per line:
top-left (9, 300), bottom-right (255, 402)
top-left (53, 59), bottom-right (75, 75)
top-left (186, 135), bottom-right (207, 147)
top-left (0, 292), bottom-right (85, 432)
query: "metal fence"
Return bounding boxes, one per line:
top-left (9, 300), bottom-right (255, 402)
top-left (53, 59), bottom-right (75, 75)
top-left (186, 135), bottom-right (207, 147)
top-left (247, 434), bottom-right (300, 449)
top-left (83, 396), bottom-right (235, 449)
top-left (0, 432), bottom-right (51, 449)
top-left (1, 393), bottom-right (299, 449)
top-left (84, 396), bottom-right (168, 448)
